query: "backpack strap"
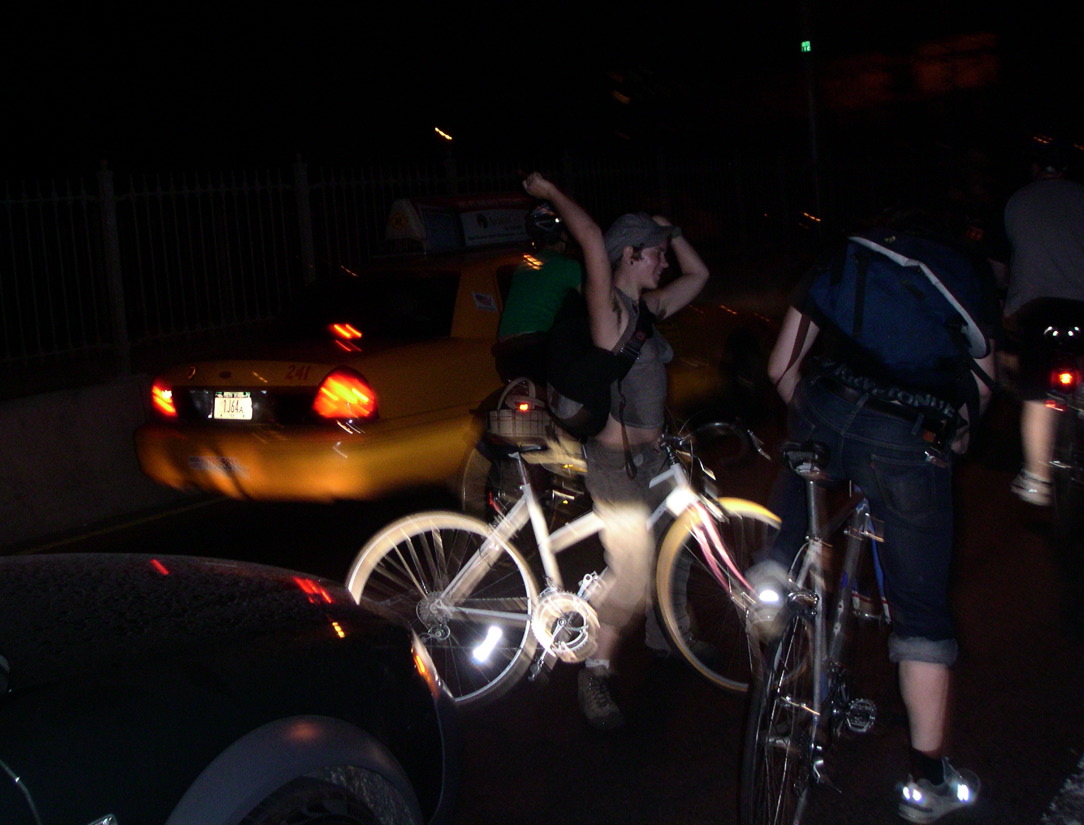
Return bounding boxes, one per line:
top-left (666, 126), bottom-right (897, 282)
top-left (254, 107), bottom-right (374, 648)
top-left (777, 312), bottom-right (814, 389)
top-left (851, 246), bottom-right (871, 339)
top-left (615, 298), bottom-right (657, 478)
top-left (615, 298), bottom-right (655, 367)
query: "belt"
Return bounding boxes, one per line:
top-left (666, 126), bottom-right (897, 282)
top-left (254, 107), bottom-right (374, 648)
top-left (815, 375), bottom-right (951, 444)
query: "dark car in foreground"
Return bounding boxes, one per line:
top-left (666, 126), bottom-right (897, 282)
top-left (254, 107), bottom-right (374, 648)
top-left (0, 553), bottom-right (457, 825)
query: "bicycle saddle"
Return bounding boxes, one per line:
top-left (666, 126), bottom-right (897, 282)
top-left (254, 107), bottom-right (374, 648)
top-left (477, 434), bottom-right (548, 460)
top-left (781, 441), bottom-right (831, 481)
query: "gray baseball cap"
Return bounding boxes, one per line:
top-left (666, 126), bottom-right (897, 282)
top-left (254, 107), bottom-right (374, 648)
top-left (603, 213), bottom-right (675, 267)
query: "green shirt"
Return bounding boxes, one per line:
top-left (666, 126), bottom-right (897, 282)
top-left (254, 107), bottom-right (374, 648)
top-left (498, 250), bottom-right (583, 339)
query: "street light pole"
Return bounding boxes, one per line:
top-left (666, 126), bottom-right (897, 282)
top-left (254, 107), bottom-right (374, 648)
top-left (801, 0), bottom-right (825, 221)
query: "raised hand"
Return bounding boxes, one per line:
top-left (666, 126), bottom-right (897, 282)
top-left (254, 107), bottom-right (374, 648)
top-left (523, 172), bottom-right (557, 201)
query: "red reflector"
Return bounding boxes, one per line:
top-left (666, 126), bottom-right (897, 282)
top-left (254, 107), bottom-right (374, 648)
top-left (151, 381), bottom-right (177, 417)
top-left (312, 369), bottom-right (378, 420)
top-left (1052, 368), bottom-right (1081, 392)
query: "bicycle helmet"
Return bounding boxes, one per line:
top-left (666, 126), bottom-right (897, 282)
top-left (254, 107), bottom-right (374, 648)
top-left (526, 201), bottom-right (566, 245)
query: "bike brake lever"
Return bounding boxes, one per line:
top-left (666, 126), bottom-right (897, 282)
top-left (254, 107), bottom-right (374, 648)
top-left (749, 430), bottom-right (770, 460)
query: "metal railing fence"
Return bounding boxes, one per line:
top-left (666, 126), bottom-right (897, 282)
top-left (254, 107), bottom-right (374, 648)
top-left (0, 148), bottom-right (927, 400)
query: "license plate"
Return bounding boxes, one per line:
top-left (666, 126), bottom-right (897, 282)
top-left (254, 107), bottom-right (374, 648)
top-left (213, 391), bottom-right (252, 420)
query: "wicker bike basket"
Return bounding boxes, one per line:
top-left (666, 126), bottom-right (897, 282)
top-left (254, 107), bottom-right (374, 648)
top-left (486, 377), bottom-right (550, 445)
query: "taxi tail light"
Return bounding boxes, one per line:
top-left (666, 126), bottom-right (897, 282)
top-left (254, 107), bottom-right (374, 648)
top-left (151, 380), bottom-right (177, 417)
top-left (312, 368), bottom-right (378, 420)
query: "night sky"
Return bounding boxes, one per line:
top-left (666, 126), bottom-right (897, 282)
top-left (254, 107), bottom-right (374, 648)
top-left (3, 3), bottom-right (1081, 179)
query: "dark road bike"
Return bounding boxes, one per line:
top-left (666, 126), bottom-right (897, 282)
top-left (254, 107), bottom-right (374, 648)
top-left (741, 441), bottom-right (892, 825)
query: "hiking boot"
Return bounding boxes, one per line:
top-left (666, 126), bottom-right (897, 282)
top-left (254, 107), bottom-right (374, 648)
top-left (1011, 470), bottom-right (1052, 506)
top-left (898, 759), bottom-right (979, 823)
top-left (577, 667), bottom-right (624, 730)
top-left (746, 560), bottom-right (791, 643)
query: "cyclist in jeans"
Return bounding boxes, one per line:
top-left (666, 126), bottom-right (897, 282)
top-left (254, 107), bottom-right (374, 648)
top-left (761, 208), bottom-right (998, 822)
top-left (522, 171), bottom-right (710, 729)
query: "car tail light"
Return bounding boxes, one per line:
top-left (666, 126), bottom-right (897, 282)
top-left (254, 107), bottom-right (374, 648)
top-left (328, 323), bottom-right (363, 352)
top-left (312, 368), bottom-right (378, 420)
top-left (328, 322), bottom-right (362, 340)
top-left (151, 381), bottom-right (177, 417)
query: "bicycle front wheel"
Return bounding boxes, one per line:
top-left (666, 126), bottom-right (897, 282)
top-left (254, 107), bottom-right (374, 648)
top-left (740, 605), bottom-right (818, 825)
top-left (655, 497), bottom-right (780, 692)
top-left (346, 512), bottom-right (540, 707)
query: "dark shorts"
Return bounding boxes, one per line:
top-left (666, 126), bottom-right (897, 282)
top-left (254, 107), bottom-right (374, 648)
top-left (1011, 297), bottom-right (1084, 401)
top-left (768, 376), bottom-right (959, 665)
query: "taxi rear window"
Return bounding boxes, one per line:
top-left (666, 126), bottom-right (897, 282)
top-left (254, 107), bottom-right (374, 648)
top-left (274, 271), bottom-right (459, 342)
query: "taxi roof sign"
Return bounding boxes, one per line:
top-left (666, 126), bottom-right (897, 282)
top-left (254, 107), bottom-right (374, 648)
top-left (385, 192), bottom-right (533, 254)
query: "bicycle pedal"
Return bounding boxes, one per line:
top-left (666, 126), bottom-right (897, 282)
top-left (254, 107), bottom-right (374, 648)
top-left (845, 698), bottom-right (877, 733)
top-left (528, 649), bottom-right (557, 681)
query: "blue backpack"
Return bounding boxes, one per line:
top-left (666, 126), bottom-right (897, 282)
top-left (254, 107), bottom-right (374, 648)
top-left (805, 228), bottom-right (991, 416)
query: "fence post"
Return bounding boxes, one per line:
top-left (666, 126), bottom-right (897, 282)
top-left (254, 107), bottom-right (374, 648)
top-left (443, 152), bottom-right (459, 194)
top-left (561, 149), bottom-right (576, 197)
top-left (294, 155), bottom-right (317, 285)
top-left (97, 161), bottom-right (131, 376)
top-left (656, 149), bottom-right (673, 217)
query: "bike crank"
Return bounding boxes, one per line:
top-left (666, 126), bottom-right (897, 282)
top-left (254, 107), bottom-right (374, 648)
top-left (531, 588), bottom-right (600, 663)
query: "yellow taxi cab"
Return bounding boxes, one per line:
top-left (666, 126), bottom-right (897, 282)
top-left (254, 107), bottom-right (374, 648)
top-left (135, 193), bottom-right (775, 502)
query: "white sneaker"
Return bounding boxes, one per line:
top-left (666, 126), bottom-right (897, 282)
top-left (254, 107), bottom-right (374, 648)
top-left (898, 759), bottom-right (979, 823)
top-left (1011, 470), bottom-right (1052, 506)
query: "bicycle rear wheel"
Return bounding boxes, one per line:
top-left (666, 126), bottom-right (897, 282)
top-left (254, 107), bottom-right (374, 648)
top-left (655, 498), bottom-right (780, 692)
top-left (740, 604), bottom-right (819, 825)
top-left (346, 512), bottom-right (540, 707)
top-left (1052, 405), bottom-right (1084, 531)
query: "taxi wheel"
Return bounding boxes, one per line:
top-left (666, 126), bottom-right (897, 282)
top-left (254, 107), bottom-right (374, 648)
top-left (457, 445), bottom-right (496, 520)
top-left (458, 446), bottom-right (549, 521)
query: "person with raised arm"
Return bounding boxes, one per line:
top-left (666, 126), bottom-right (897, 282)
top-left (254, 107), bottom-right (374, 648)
top-left (522, 171), bottom-right (709, 729)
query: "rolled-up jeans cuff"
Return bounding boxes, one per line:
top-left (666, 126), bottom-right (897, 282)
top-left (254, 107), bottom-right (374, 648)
top-left (888, 633), bottom-right (958, 666)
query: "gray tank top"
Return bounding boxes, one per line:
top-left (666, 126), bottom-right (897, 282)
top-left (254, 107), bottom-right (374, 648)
top-left (609, 291), bottom-right (673, 428)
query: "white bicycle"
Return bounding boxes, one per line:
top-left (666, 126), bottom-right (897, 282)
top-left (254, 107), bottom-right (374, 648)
top-left (346, 425), bottom-right (779, 707)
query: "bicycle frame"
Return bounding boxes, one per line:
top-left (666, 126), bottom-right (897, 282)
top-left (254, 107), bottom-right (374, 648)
top-left (441, 435), bottom-right (752, 627)
top-left (787, 463), bottom-right (886, 727)
top-left (741, 445), bottom-right (903, 825)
